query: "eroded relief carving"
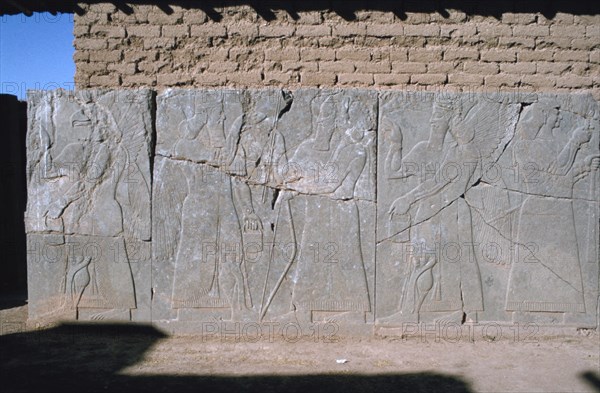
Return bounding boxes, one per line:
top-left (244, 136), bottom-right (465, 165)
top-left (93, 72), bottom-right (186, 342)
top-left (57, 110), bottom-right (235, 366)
top-left (155, 91), bottom-right (260, 320)
top-left (26, 89), bottom-right (599, 332)
top-left (282, 93), bottom-right (376, 325)
top-left (153, 89), bottom-right (376, 328)
top-left (26, 90), bottom-right (153, 322)
top-left (503, 98), bottom-right (599, 322)
top-left (377, 92), bottom-right (599, 329)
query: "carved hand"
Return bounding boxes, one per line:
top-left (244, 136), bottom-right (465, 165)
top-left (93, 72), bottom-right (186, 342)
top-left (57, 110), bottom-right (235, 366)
top-left (243, 211), bottom-right (262, 232)
top-left (585, 154), bottom-right (600, 172)
top-left (571, 126), bottom-right (592, 145)
top-left (388, 195), bottom-right (411, 217)
top-left (283, 170), bottom-right (302, 185)
top-left (47, 202), bottom-right (65, 219)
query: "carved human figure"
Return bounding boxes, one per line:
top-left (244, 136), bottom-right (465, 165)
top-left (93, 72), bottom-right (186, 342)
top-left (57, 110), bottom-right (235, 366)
top-left (40, 93), bottom-right (137, 320)
top-left (379, 97), bottom-right (484, 324)
top-left (383, 117), bottom-right (403, 178)
top-left (231, 92), bottom-right (301, 321)
top-left (282, 97), bottom-right (372, 324)
top-left (173, 100), bottom-right (238, 166)
top-left (171, 100), bottom-right (258, 316)
top-left (506, 101), bottom-right (599, 314)
top-left (238, 92), bottom-right (292, 190)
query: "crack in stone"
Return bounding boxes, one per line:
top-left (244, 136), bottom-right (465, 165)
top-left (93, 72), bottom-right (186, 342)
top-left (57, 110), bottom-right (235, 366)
top-left (463, 198), bottom-right (583, 295)
top-left (156, 152), bottom-right (376, 203)
top-left (477, 180), bottom-right (599, 203)
top-left (25, 89), bottom-right (598, 328)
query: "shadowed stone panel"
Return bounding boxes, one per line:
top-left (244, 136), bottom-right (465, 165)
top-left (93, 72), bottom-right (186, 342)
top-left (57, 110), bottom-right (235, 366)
top-left (25, 89), bottom-right (153, 322)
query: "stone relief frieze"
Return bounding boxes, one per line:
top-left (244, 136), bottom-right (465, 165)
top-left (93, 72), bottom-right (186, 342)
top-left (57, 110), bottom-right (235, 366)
top-left (26, 90), bottom-right (153, 322)
top-left (376, 92), bottom-right (599, 329)
top-left (26, 89), bottom-right (599, 333)
top-left (153, 89), bottom-right (377, 329)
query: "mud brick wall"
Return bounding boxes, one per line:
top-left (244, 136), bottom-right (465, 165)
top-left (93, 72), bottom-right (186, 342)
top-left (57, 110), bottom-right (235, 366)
top-left (72, 3), bottom-right (600, 97)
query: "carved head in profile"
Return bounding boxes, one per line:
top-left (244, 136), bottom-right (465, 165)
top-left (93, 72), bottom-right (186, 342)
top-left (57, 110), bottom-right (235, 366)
top-left (345, 102), bottom-right (373, 143)
top-left (69, 100), bottom-right (119, 145)
top-left (70, 107), bottom-right (94, 142)
top-left (101, 107), bottom-right (122, 144)
top-left (428, 96), bottom-right (455, 148)
top-left (313, 96), bottom-right (337, 151)
top-left (203, 101), bottom-right (225, 148)
top-left (205, 101), bottom-right (224, 126)
top-left (539, 98), bottom-right (562, 132)
top-left (247, 94), bottom-right (279, 133)
top-left (517, 101), bottom-right (560, 140)
top-left (381, 117), bottom-right (402, 145)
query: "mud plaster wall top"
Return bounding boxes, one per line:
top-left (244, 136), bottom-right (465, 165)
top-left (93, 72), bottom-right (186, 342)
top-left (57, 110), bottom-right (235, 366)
top-left (69, 1), bottom-right (600, 98)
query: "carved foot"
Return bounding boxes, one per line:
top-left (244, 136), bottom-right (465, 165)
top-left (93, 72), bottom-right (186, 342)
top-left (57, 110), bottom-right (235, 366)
top-left (434, 310), bottom-right (464, 325)
top-left (267, 310), bottom-right (300, 325)
top-left (376, 311), bottom-right (418, 326)
top-left (229, 306), bottom-right (256, 322)
top-left (464, 311), bottom-right (478, 324)
top-left (322, 311), bottom-right (365, 324)
top-left (89, 308), bottom-right (131, 322)
top-left (38, 304), bottom-right (77, 321)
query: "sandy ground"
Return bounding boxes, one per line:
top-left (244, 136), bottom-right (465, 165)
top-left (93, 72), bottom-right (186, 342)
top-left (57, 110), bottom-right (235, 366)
top-left (1, 297), bottom-right (599, 393)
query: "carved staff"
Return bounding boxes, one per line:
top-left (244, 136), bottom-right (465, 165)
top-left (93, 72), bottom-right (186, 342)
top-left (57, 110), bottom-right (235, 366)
top-left (259, 192), bottom-right (296, 321)
top-left (261, 93), bottom-right (284, 203)
top-left (258, 92), bottom-right (285, 317)
top-left (593, 169), bottom-right (600, 331)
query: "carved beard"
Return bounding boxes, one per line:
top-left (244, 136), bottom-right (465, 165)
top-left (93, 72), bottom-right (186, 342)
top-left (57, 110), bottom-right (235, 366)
top-left (313, 120), bottom-right (335, 151)
top-left (206, 122), bottom-right (226, 148)
top-left (347, 127), bottom-right (364, 144)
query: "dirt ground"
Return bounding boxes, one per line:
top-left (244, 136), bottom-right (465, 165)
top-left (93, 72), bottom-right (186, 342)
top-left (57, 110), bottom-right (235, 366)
top-left (1, 297), bottom-right (599, 393)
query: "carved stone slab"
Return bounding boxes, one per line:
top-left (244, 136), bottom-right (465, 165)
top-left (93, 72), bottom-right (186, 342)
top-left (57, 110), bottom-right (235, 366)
top-left (376, 92), bottom-right (599, 330)
top-left (26, 89), bottom-right (153, 322)
top-left (153, 89), bottom-right (377, 333)
top-left (25, 89), bottom-right (599, 334)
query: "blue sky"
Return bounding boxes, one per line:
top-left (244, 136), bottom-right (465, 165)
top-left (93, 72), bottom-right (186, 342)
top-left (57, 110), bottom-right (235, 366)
top-left (0, 12), bottom-right (75, 100)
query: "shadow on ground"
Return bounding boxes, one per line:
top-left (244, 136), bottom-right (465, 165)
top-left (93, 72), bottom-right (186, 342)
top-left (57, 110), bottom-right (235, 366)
top-left (582, 371), bottom-right (600, 393)
top-left (0, 292), bottom-right (27, 311)
top-left (0, 323), bottom-right (473, 393)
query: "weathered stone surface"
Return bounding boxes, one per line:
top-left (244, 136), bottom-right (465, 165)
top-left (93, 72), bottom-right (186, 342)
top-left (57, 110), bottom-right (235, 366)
top-left (25, 89), bottom-right (153, 322)
top-left (25, 88), bottom-right (599, 334)
top-left (153, 89), bottom-right (377, 333)
top-left (376, 91), bottom-right (599, 331)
